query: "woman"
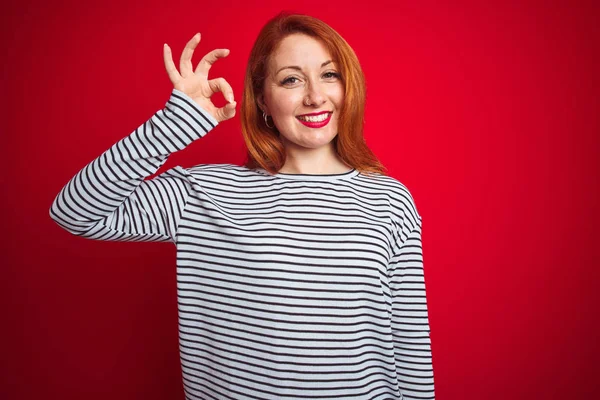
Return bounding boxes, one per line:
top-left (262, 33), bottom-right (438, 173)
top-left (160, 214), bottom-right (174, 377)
top-left (50, 12), bottom-right (435, 400)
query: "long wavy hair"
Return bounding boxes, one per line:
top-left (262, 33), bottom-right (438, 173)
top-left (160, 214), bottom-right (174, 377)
top-left (241, 12), bottom-right (387, 176)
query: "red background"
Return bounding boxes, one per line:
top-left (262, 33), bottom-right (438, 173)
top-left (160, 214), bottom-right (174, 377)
top-left (2, 0), bottom-right (598, 399)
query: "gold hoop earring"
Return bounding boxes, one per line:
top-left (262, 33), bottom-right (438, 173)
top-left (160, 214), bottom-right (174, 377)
top-left (263, 111), bottom-right (274, 129)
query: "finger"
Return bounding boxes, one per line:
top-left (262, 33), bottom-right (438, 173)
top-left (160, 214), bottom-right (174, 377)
top-left (208, 77), bottom-right (235, 103)
top-left (163, 44), bottom-right (181, 86)
top-left (195, 48), bottom-right (230, 77)
top-left (215, 101), bottom-right (237, 122)
top-left (180, 33), bottom-right (201, 78)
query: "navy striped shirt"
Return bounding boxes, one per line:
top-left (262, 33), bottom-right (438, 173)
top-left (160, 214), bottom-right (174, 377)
top-left (50, 89), bottom-right (435, 400)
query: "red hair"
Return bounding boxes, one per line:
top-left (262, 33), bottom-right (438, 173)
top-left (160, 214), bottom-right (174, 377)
top-left (241, 12), bottom-right (387, 176)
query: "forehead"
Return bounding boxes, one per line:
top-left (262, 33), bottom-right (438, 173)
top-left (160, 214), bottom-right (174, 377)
top-left (270, 34), bottom-right (332, 70)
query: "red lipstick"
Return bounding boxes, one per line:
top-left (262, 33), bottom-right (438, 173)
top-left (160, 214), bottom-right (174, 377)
top-left (296, 112), bottom-right (332, 128)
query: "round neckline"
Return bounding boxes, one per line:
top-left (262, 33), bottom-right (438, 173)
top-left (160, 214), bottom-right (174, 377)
top-left (256, 168), bottom-right (359, 182)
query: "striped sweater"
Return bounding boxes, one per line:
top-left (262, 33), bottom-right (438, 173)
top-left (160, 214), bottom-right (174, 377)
top-left (49, 89), bottom-right (435, 400)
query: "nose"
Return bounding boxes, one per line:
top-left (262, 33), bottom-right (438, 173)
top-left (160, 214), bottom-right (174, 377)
top-left (305, 81), bottom-right (326, 107)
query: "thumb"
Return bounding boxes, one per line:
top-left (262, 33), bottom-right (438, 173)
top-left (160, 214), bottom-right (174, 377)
top-left (222, 101), bottom-right (236, 120)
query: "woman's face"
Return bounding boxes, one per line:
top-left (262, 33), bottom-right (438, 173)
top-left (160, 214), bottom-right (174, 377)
top-left (261, 33), bottom-right (344, 150)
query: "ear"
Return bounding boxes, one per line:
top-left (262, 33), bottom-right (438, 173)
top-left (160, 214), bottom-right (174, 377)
top-left (256, 94), bottom-right (269, 115)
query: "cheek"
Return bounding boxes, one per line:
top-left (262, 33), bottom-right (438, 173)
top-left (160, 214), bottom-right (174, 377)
top-left (328, 85), bottom-right (345, 109)
top-left (272, 92), bottom-right (302, 117)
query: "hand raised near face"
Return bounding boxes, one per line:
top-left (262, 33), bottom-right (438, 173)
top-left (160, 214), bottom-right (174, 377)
top-left (163, 33), bottom-right (236, 123)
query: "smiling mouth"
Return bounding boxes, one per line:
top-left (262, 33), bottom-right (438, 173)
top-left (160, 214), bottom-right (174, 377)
top-left (296, 112), bottom-right (332, 123)
top-left (296, 112), bottom-right (333, 128)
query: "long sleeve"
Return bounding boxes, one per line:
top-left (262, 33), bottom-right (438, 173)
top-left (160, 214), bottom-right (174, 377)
top-left (49, 89), bottom-right (218, 243)
top-left (389, 215), bottom-right (435, 399)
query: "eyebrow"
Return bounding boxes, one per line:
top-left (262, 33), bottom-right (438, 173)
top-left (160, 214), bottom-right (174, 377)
top-left (275, 60), bottom-right (333, 75)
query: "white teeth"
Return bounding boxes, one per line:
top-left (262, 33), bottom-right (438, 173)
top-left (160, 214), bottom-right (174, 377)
top-left (298, 113), bottom-right (330, 122)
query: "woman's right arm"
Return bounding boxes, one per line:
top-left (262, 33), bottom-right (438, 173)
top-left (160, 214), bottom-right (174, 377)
top-left (49, 90), bottom-right (217, 242)
top-left (49, 33), bottom-right (236, 243)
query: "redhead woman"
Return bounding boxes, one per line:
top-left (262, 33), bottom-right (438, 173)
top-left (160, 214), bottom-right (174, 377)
top-left (50, 12), bottom-right (435, 400)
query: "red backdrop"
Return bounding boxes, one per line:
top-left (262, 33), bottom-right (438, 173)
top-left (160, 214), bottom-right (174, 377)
top-left (2, 0), bottom-right (598, 399)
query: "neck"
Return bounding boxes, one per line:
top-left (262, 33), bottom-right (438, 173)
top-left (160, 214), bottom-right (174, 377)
top-left (278, 142), bottom-right (350, 174)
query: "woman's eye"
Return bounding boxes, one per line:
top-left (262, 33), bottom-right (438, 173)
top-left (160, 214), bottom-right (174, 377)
top-left (281, 77), bottom-right (299, 85)
top-left (323, 72), bottom-right (340, 79)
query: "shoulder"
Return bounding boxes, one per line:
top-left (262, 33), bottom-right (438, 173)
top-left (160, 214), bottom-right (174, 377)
top-left (187, 163), bottom-right (245, 174)
top-left (184, 163), bottom-right (263, 182)
top-left (357, 171), bottom-right (422, 229)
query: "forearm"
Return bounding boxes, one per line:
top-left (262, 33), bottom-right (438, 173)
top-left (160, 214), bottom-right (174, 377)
top-left (49, 89), bottom-right (217, 240)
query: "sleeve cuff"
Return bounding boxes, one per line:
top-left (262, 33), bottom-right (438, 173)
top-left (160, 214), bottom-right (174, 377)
top-left (168, 88), bottom-right (219, 132)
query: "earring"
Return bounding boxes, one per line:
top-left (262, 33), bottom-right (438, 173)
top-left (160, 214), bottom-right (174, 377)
top-left (263, 111), bottom-right (274, 129)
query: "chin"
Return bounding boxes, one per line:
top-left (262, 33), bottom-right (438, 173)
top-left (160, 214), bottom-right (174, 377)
top-left (279, 122), bottom-right (339, 147)
top-left (300, 134), bottom-right (338, 149)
